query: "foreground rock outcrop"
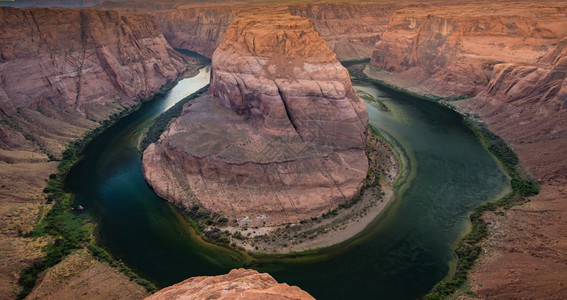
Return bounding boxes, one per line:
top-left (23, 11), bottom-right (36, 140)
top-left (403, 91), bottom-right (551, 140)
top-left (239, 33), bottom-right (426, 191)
top-left (143, 8), bottom-right (368, 226)
top-left (366, 2), bottom-right (567, 298)
top-left (0, 7), bottom-right (194, 298)
top-left (146, 269), bottom-right (314, 300)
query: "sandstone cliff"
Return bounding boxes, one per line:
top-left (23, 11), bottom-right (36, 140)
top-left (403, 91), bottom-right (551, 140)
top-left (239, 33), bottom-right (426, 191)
top-left (0, 7), bottom-right (193, 298)
top-left (288, 2), bottom-right (401, 61)
top-left (0, 7), bottom-right (191, 156)
top-left (366, 2), bottom-right (567, 298)
top-left (143, 8), bottom-right (368, 226)
top-left (370, 2), bottom-right (567, 97)
top-left (146, 269), bottom-right (314, 300)
top-left (150, 4), bottom-right (239, 57)
top-left (454, 33), bottom-right (567, 299)
top-left (149, 1), bottom-right (404, 60)
top-left (0, 0), bottom-right (107, 8)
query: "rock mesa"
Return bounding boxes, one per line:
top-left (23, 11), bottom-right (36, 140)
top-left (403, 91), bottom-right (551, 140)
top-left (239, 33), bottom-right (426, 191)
top-left (143, 8), bottom-right (368, 226)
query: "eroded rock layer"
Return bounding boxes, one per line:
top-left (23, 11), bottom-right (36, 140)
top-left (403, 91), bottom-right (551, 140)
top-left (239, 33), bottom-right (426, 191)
top-left (367, 2), bottom-right (567, 298)
top-left (143, 9), bottom-right (368, 226)
top-left (0, 7), bottom-right (193, 298)
top-left (455, 34), bottom-right (567, 299)
top-left (0, 7), bottom-right (191, 156)
top-left (146, 269), bottom-right (315, 300)
top-left (370, 2), bottom-right (567, 97)
top-left (148, 1), bottom-right (403, 60)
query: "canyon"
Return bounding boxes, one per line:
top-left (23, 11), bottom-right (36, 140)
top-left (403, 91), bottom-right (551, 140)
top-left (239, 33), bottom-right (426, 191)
top-left (367, 1), bottom-right (567, 298)
top-left (0, 6), bottom-right (196, 299)
top-left (97, 1), bottom-right (405, 60)
top-left (142, 8), bottom-right (369, 227)
top-left (0, 0), bottom-right (565, 299)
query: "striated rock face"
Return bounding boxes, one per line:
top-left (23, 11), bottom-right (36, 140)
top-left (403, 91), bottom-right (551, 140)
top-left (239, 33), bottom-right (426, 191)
top-left (209, 9), bottom-right (367, 148)
top-left (146, 269), bottom-right (315, 300)
top-left (150, 1), bottom-right (404, 60)
top-left (143, 9), bottom-right (368, 226)
top-left (480, 36), bottom-right (567, 110)
top-left (0, 7), bottom-right (191, 156)
top-left (454, 35), bottom-right (567, 300)
top-left (0, 6), bottom-right (195, 298)
top-left (287, 2), bottom-right (401, 61)
top-left (150, 4), bottom-right (238, 57)
top-left (370, 2), bottom-right (567, 97)
top-left (366, 2), bottom-right (567, 298)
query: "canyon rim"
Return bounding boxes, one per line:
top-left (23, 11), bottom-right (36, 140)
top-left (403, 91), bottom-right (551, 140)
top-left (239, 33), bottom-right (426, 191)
top-left (0, 0), bottom-right (566, 299)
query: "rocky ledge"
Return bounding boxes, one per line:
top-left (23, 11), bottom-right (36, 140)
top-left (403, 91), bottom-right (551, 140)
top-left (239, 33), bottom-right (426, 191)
top-left (146, 269), bottom-right (314, 300)
top-left (142, 8), bottom-right (368, 227)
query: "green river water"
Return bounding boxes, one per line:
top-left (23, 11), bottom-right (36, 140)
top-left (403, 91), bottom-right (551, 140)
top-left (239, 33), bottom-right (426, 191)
top-left (66, 67), bottom-right (509, 299)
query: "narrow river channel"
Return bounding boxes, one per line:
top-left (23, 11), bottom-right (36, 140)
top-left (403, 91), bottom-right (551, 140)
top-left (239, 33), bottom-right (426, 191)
top-left (66, 66), bottom-right (509, 299)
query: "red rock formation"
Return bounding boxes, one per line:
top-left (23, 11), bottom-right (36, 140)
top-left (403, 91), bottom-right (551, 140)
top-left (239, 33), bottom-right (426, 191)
top-left (143, 8), bottom-right (368, 226)
top-left (287, 2), bottom-right (401, 61)
top-left (149, 1), bottom-right (403, 60)
top-left (370, 2), bottom-right (567, 97)
top-left (0, 0), bottom-right (107, 8)
top-left (150, 4), bottom-right (239, 57)
top-left (146, 269), bottom-right (315, 300)
top-left (454, 34), bottom-right (567, 299)
top-left (0, 7), bottom-right (191, 156)
top-left (0, 6), bottom-right (196, 298)
top-left (367, 2), bottom-right (567, 298)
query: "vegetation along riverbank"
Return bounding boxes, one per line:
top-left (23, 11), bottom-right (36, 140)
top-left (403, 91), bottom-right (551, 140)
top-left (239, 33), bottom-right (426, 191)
top-left (346, 61), bottom-right (539, 299)
top-left (15, 67), bottom-right (202, 299)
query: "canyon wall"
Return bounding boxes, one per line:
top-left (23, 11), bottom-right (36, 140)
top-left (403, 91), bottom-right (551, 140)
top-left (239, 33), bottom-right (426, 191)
top-left (149, 1), bottom-right (404, 60)
top-left (370, 2), bottom-right (567, 97)
top-left (146, 269), bottom-right (314, 300)
top-left (143, 8), bottom-right (368, 226)
top-left (0, 7), bottom-right (191, 156)
top-left (150, 4), bottom-right (239, 57)
top-left (367, 2), bottom-right (567, 298)
top-left (287, 2), bottom-right (401, 61)
top-left (0, 7), bottom-right (193, 298)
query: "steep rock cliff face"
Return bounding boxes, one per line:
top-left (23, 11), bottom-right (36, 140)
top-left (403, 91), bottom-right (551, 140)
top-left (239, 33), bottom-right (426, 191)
top-left (481, 36), bottom-right (567, 109)
top-left (0, 7), bottom-right (191, 156)
top-left (455, 35), bottom-right (567, 300)
top-left (370, 2), bottom-right (567, 97)
top-left (0, 7), bottom-right (193, 298)
top-left (143, 9), bottom-right (368, 226)
top-left (150, 4), bottom-right (239, 57)
top-left (146, 269), bottom-right (314, 300)
top-left (367, 2), bottom-right (567, 298)
top-left (150, 1), bottom-right (404, 60)
top-left (288, 2), bottom-right (401, 61)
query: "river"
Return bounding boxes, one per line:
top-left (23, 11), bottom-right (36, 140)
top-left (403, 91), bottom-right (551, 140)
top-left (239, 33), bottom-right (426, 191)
top-left (66, 67), bottom-right (509, 299)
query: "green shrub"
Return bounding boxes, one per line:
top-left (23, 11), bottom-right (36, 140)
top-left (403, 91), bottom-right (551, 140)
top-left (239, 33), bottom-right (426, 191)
top-left (427, 117), bottom-right (540, 298)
